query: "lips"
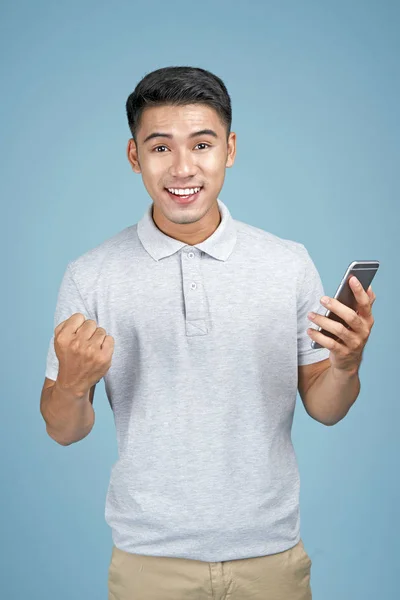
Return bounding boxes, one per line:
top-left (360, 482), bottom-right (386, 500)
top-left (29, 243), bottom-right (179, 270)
top-left (165, 187), bottom-right (203, 204)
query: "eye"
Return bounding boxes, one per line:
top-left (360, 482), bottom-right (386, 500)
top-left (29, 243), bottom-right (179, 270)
top-left (153, 143), bottom-right (211, 153)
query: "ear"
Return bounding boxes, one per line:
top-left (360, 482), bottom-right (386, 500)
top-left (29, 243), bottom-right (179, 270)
top-left (127, 138), bottom-right (141, 173)
top-left (226, 132), bottom-right (236, 168)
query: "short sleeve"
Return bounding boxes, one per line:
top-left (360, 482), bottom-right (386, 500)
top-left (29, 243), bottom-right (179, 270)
top-left (297, 245), bottom-right (331, 366)
top-left (45, 262), bottom-right (93, 381)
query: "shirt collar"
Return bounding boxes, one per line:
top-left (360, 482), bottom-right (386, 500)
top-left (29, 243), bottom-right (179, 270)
top-left (137, 198), bottom-right (237, 262)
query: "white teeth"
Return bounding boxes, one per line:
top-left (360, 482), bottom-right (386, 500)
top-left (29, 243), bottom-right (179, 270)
top-left (167, 187), bottom-right (201, 196)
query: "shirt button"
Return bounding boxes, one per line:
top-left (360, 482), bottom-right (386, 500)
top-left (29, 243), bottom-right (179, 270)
top-left (188, 252), bottom-right (195, 258)
top-left (191, 282), bottom-right (197, 290)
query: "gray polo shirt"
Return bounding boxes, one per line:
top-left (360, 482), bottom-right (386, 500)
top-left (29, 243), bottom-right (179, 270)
top-left (45, 197), bottom-right (330, 562)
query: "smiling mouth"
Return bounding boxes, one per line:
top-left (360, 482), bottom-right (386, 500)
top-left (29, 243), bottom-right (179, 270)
top-left (165, 187), bottom-right (203, 203)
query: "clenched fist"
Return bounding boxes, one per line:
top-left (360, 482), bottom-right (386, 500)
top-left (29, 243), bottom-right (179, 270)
top-left (54, 313), bottom-right (114, 397)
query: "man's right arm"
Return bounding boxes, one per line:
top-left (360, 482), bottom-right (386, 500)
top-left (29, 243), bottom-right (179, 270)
top-left (40, 378), bottom-right (96, 446)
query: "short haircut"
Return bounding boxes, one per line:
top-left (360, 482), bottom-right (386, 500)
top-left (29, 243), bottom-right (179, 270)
top-left (126, 66), bottom-right (232, 143)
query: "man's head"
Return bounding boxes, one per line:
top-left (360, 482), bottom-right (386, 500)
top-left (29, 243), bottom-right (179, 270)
top-left (125, 66), bottom-right (236, 240)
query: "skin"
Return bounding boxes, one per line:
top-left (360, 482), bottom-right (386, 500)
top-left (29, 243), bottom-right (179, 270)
top-left (126, 103), bottom-right (236, 245)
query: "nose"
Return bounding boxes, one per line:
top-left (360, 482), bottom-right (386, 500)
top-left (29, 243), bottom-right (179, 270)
top-left (169, 148), bottom-right (198, 179)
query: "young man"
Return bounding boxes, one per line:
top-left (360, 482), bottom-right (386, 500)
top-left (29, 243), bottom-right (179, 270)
top-left (41, 66), bottom-right (373, 600)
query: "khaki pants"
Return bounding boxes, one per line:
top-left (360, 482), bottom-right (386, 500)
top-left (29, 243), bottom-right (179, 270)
top-left (108, 538), bottom-right (312, 599)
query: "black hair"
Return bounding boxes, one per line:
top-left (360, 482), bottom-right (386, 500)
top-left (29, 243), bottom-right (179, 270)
top-left (126, 66), bottom-right (232, 143)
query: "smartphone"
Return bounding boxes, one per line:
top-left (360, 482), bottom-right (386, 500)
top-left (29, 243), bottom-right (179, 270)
top-left (311, 260), bottom-right (380, 350)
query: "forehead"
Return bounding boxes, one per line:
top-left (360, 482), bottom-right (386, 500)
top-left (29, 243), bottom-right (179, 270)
top-left (138, 103), bottom-right (222, 136)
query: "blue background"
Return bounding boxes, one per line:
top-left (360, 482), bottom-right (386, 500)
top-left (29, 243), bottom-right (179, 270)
top-left (1, 1), bottom-right (398, 598)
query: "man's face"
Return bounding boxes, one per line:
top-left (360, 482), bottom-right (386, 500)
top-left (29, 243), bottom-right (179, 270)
top-left (127, 103), bottom-right (236, 228)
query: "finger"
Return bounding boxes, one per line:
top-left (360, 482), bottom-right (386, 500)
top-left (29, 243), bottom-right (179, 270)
top-left (320, 294), bottom-right (363, 332)
top-left (308, 312), bottom-right (355, 343)
top-left (76, 319), bottom-right (99, 339)
top-left (349, 276), bottom-right (373, 318)
top-left (101, 335), bottom-right (115, 352)
top-left (367, 285), bottom-right (376, 304)
top-left (55, 313), bottom-right (86, 336)
top-left (307, 326), bottom-right (343, 352)
top-left (91, 326), bottom-right (107, 342)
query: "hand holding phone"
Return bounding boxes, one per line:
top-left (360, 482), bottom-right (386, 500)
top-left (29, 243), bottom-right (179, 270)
top-left (311, 260), bottom-right (379, 350)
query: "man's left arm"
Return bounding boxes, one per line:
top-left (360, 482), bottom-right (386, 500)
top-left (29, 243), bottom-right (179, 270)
top-left (299, 275), bottom-right (376, 426)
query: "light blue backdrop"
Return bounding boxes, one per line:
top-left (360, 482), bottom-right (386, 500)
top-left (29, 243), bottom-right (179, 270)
top-left (1, 1), bottom-right (398, 598)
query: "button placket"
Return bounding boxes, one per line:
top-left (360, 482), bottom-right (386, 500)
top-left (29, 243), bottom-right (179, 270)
top-left (181, 248), bottom-right (209, 336)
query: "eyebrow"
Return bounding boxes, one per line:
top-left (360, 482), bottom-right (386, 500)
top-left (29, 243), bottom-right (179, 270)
top-left (142, 129), bottom-right (218, 144)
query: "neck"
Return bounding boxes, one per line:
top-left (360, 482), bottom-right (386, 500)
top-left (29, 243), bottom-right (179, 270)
top-left (152, 200), bottom-right (221, 245)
